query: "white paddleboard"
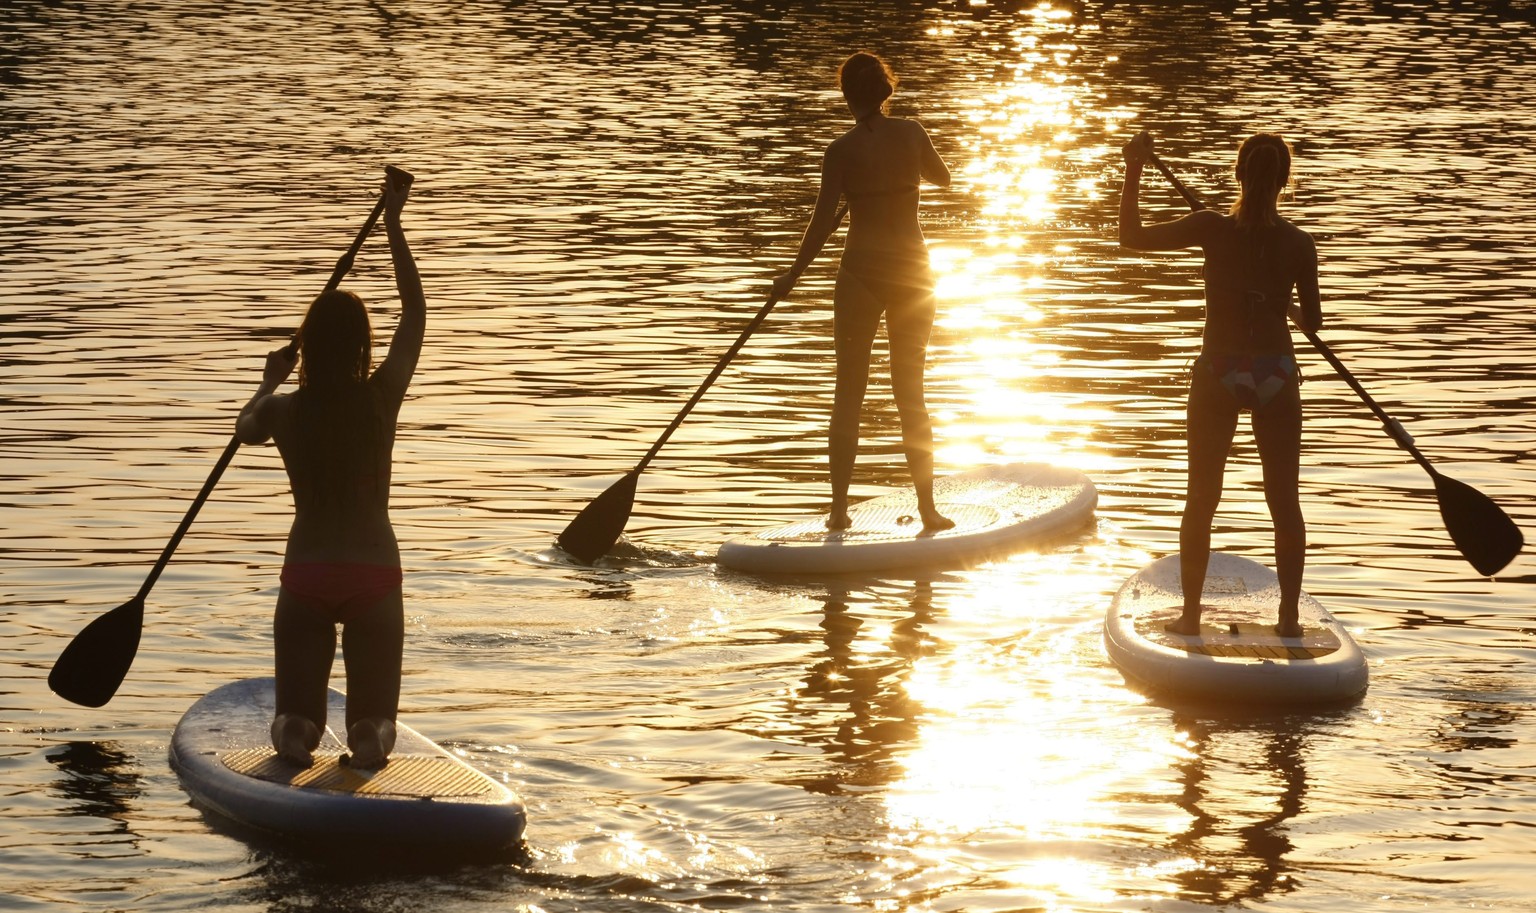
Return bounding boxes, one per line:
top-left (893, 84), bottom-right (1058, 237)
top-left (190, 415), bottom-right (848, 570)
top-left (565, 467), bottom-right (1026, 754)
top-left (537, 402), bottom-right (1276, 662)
top-left (717, 462), bottom-right (1096, 575)
top-left (169, 678), bottom-right (525, 854)
top-left (1104, 553), bottom-right (1367, 705)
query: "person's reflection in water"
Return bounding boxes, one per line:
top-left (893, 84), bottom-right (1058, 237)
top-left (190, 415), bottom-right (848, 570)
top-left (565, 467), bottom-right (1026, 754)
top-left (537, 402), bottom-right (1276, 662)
top-left (46, 740), bottom-right (143, 835)
top-left (798, 583), bottom-right (937, 789)
top-left (1168, 714), bottom-right (1309, 903)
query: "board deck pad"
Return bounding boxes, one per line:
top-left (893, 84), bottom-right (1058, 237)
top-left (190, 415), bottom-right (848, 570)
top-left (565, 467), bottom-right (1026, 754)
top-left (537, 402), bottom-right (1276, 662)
top-left (718, 463), bottom-right (1096, 574)
top-left (1138, 617), bottom-right (1342, 660)
top-left (1103, 553), bottom-right (1368, 705)
top-left (759, 502), bottom-right (1001, 543)
top-left (171, 677), bottom-right (525, 853)
top-left (1130, 572), bottom-right (1342, 659)
top-left (1193, 575), bottom-right (1250, 595)
top-left (221, 748), bottom-right (499, 799)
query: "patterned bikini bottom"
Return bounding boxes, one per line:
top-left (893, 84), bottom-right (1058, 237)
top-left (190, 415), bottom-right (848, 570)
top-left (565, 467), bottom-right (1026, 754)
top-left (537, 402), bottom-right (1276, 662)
top-left (1195, 353), bottom-right (1298, 411)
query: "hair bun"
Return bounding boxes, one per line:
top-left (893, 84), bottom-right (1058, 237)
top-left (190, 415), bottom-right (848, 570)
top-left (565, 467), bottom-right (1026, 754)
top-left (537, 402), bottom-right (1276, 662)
top-left (840, 52), bottom-right (899, 110)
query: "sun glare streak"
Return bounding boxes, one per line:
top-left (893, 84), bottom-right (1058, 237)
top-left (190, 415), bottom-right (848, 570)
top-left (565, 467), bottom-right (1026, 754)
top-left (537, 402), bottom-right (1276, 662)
top-left (883, 615), bottom-right (1188, 833)
top-left (926, 3), bottom-right (1103, 473)
top-left (832, 530), bottom-right (1192, 910)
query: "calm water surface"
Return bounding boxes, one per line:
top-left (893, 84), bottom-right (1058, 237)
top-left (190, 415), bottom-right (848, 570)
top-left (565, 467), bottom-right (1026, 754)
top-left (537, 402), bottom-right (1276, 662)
top-left (3, 1), bottom-right (1534, 910)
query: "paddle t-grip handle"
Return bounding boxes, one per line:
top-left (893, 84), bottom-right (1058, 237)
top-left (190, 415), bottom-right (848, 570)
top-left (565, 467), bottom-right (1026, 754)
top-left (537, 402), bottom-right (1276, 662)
top-left (384, 165), bottom-right (414, 192)
top-left (282, 165), bottom-right (415, 359)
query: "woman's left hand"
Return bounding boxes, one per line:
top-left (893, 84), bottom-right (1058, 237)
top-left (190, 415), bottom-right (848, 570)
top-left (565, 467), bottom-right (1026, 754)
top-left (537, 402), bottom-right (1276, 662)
top-left (1122, 130), bottom-right (1154, 166)
top-left (384, 173), bottom-right (412, 220)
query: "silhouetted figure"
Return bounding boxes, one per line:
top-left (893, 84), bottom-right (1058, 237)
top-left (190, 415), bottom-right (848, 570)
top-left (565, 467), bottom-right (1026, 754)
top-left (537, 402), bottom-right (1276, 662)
top-left (1120, 132), bottom-right (1322, 638)
top-left (236, 176), bottom-right (425, 768)
top-left (773, 51), bottom-right (955, 533)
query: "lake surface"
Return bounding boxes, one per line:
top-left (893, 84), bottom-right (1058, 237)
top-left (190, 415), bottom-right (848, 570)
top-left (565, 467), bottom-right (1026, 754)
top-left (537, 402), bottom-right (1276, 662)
top-left (3, 1), bottom-right (1534, 910)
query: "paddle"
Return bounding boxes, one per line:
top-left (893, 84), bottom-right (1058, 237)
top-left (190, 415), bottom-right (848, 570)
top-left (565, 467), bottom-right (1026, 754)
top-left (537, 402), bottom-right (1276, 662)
top-left (1143, 146), bottom-right (1522, 577)
top-left (557, 205), bottom-right (849, 563)
top-left (48, 165), bottom-right (415, 708)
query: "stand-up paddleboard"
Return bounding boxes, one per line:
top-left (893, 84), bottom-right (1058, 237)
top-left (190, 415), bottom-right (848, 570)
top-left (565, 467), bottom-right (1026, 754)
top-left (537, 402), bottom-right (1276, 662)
top-left (170, 678), bottom-right (525, 855)
top-left (717, 462), bottom-right (1096, 575)
top-left (1104, 553), bottom-right (1367, 705)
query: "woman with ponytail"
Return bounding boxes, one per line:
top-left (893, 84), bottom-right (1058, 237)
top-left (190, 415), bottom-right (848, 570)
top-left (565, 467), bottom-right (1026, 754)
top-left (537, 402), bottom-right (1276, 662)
top-left (1120, 131), bottom-right (1321, 638)
top-left (773, 51), bottom-right (955, 532)
top-left (236, 175), bottom-right (425, 768)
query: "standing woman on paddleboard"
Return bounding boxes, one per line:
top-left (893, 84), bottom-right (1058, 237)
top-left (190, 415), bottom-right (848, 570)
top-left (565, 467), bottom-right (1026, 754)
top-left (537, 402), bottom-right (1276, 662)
top-left (773, 51), bottom-right (955, 532)
top-left (236, 175), bottom-right (425, 768)
top-left (1120, 131), bottom-right (1322, 638)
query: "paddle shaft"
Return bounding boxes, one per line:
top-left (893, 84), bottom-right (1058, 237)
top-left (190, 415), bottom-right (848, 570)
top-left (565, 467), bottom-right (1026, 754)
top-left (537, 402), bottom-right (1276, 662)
top-left (633, 294), bottom-right (776, 474)
top-left (630, 203), bottom-right (849, 475)
top-left (1147, 153), bottom-right (1207, 213)
top-left (131, 166), bottom-right (410, 601)
top-left (1297, 328), bottom-right (1434, 472)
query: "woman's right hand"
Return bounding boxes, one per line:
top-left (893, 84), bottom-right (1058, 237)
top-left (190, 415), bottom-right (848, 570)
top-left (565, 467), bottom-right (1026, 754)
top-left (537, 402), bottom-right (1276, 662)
top-left (1122, 130), bottom-right (1154, 166)
top-left (262, 347), bottom-right (297, 389)
top-left (771, 271), bottom-right (798, 301)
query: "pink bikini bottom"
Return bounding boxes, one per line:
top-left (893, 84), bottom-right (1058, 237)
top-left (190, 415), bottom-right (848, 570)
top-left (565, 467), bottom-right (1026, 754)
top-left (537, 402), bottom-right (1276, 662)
top-left (279, 561), bottom-right (403, 625)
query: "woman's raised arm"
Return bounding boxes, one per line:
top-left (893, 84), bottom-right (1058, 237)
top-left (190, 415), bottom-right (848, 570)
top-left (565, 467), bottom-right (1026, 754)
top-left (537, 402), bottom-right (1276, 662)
top-left (372, 179), bottom-right (425, 403)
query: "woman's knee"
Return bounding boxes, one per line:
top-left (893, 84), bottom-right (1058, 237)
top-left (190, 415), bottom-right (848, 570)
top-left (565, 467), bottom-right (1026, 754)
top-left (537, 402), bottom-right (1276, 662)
top-left (1265, 492), bottom-right (1305, 529)
top-left (1182, 495), bottom-right (1221, 527)
top-left (832, 366), bottom-right (871, 402)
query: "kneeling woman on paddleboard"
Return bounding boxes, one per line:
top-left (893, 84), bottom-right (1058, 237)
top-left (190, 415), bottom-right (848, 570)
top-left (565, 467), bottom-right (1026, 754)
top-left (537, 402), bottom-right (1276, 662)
top-left (1120, 131), bottom-right (1322, 638)
top-left (236, 175), bottom-right (424, 768)
top-left (773, 51), bottom-right (954, 532)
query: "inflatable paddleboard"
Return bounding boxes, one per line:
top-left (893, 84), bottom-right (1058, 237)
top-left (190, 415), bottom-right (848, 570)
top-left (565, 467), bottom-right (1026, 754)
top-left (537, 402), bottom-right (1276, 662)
top-left (1104, 553), bottom-right (1367, 705)
top-left (717, 462), bottom-right (1096, 575)
top-left (169, 678), bottom-right (525, 855)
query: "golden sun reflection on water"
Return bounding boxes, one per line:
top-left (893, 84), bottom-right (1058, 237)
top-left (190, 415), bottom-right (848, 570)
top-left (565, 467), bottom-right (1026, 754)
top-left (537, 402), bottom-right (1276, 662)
top-left (925, 2), bottom-right (1115, 472)
top-left (952, 3), bottom-right (1081, 230)
top-left (927, 221), bottom-right (1115, 472)
top-left (897, 7), bottom-right (1197, 898)
top-left (883, 561), bottom-right (1174, 826)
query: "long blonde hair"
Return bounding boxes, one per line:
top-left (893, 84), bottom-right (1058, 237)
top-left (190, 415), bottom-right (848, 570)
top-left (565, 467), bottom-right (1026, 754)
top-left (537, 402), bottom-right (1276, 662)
top-left (1230, 133), bottom-right (1292, 229)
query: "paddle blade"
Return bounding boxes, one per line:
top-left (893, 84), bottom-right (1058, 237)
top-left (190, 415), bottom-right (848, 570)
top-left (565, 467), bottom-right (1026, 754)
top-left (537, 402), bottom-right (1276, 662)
top-left (48, 598), bottom-right (144, 707)
top-left (557, 470), bottom-right (640, 563)
top-left (1432, 471), bottom-right (1524, 577)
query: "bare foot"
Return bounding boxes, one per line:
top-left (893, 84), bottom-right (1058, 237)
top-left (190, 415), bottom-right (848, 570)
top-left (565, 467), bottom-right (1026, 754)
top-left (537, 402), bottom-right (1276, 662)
top-left (1163, 607), bottom-right (1203, 636)
top-left (1275, 621), bottom-right (1304, 638)
top-left (915, 504), bottom-right (952, 531)
top-left (271, 713), bottom-right (320, 768)
top-left (344, 718), bottom-right (397, 770)
top-left (826, 510), bottom-right (852, 531)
